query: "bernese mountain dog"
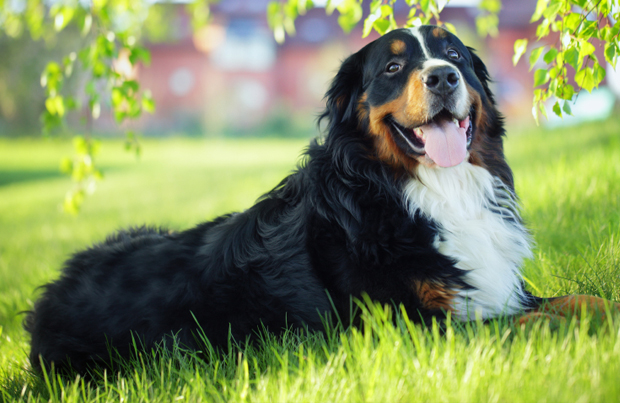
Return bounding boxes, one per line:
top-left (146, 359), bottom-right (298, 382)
top-left (26, 26), bottom-right (620, 374)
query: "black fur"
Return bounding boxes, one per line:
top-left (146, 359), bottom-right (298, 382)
top-left (26, 27), bottom-right (516, 374)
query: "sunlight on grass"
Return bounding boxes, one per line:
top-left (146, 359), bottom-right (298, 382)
top-left (1, 118), bottom-right (620, 401)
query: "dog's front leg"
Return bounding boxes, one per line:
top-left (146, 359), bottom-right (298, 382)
top-left (515, 295), bottom-right (620, 326)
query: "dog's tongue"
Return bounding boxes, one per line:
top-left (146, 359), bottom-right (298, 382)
top-left (420, 118), bottom-right (468, 167)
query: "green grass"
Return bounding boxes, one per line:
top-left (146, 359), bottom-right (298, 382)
top-left (1, 119), bottom-right (620, 402)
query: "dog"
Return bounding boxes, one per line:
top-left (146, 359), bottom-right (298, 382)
top-left (26, 26), bottom-right (620, 374)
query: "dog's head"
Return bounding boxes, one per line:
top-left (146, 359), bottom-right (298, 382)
top-left (322, 26), bottom-right (512, 188)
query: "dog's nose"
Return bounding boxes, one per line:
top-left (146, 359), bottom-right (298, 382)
top-left (422, 66), bottom-right (460, 96)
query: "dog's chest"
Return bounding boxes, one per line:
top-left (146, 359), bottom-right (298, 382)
top-left (403, 163), bottom-right (533, 320)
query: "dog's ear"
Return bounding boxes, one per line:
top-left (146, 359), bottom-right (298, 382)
top-left (319, 48), bottom-right (366, 130)
top-left (468, 47), bottom-right (496, 104)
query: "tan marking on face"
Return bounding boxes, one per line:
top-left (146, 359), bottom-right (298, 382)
top-left (465, 83), bottom-right (487, 169)
top-left (461, 83), bottom-right (515, 186)
top-left (366, 71), bottom-right (429, 171)
top-left (432, 27), bottom-right (448, 38)
top-left (390, 39), bottom-right (407, 55)
top-left (466, 84), bottom-right (486, 132)
top-left (413, 280), bottom-right (456, 311)
top-left (465, 83), bottom-right (507, 171)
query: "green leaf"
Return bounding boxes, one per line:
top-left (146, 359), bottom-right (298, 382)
top-left (543, 47), bottom-right (558, 64)
top-left (373, 19), bottom-right (391, 35)
top-left (479, 0), bottom-right (501, 13)
top-left (82, 14), bottom-right (92, 36)
top-left (605, 43), bottom-right (617, 68)
top-left (580, 20), bottom-right (598, 39)
top-left (380, 5), bottom-right (392, 18)
top-left (533, 88), bottom-right (544, 103)
top-left (564, 47), bottom-right (579, 70)
top-left (129, 46), bottom-right (151, 66)
top-left (73, 136), bottom-right (89, 156)
top-left (60, 157), bottom-right (73, 174)
top-left (549, 66), bottom-right (560, 79)
top-left (536, 19), bottom-right (550, 39)
top-left (337, 2), bottom-right (362, 33)
top-left (532, 103), bottom-right (539, 124)
top-left (114, 110), bottom-right (126, 123)
top-left (45, 95), bottom-right (65, 117)
top-left (605, 26), bottom-right (619, 42)
top-left (513, 39), bottom-right (528, 66)
top-left (542, 1), bottom-right (562, 20)
top-left (529, 46), bottom-right (545, 71)
top-left (111, 88), bottom-right (124, 107)
top-left (440, 22), bottom-right (455, 35)
top-left (93, 170), bottom-right (104, 180)
top-left (562, 100), bottom-right (572, 115)
top-left (578, 41), bottom-right (596, 61)
top-left (575, 67), bottom-right (595, 92)
top-left (123, 80), bottom-right (140, 93)
top-left (533, 69), bottom-right (549, 87)
top-left (564, 12), bottom-right (581, 32)
top-left (93, 61), bottom-right (107, 78)
top-left (539, 101), bottom-right (548, 119)
top-left (420, 0), bottom-right (431, 14)
top-left (363, 8), bottom-right (380, 37)
top-left (142, 91), bottom-right (155, 114)
top-left (65, 96), bottom-right (78, 110)
top-left (593, 63), bottom-right (606, 86)
top-left (63, 191), bottom-right (81, 215)
top-left (530, 0), bottom-right (549, 22)
top-left (557, 84), bottom-right (575, 100)
top-left (369, 0), bottom-right (382, 13)
top-left (552, 101), bottom-right (562, 117)
top-left (476, 14), bottom-right (499, 37)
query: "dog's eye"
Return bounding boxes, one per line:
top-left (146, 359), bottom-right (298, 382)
top-left (447, 49), bottom-right (460, 60)
top-left (385, 63), bottom-right (402, 74)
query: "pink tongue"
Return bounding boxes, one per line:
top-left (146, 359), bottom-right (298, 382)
top-left (420, 119), bottom-right (467, 167)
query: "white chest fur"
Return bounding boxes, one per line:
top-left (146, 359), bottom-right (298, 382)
top-left (403, 163), bottom-right (533, 320)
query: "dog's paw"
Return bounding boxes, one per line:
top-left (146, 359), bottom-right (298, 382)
top-left (538, 295), bottom-right (620, 321)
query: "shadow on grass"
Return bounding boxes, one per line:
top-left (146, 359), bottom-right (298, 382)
top-left (0, 170), bottom-right (65, 187)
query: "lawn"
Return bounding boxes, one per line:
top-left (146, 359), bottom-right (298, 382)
top-left (0, 118), bottom-right (619, 402)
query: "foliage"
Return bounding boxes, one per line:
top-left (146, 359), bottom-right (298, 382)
top-left (270, 0), bottom-right (620, 124)
top-left (512, 0), bottom-right (620, 123)
top-left (0, 28), bottom-right (83, 135)
top-left (1, 119), bottom-right (620, 400)
top-left (267, 0), bottom-right (501, 43)
top-left (2, 0), bottom-right (620, 211)
top-left (0, 0), bottom-right (210, 212)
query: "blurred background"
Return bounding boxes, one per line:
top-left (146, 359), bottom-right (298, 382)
top-left (1, 0), bottom-right (618, 138)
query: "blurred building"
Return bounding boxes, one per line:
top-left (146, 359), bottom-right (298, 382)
top-left (127, 0), bottom-right (572, 136)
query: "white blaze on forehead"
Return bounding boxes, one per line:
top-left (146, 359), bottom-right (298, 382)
top-left (409, 27), bottom-right (431, 59)
top-left (409, 28), bottom-right (458, 70)
top-left (423, 58), bottom-right (457, 69)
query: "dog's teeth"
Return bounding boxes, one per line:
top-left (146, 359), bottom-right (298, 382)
top-left (453, 117), bottom-right (459, 126)
top-left (413, 128), bottom-right (423, 137)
